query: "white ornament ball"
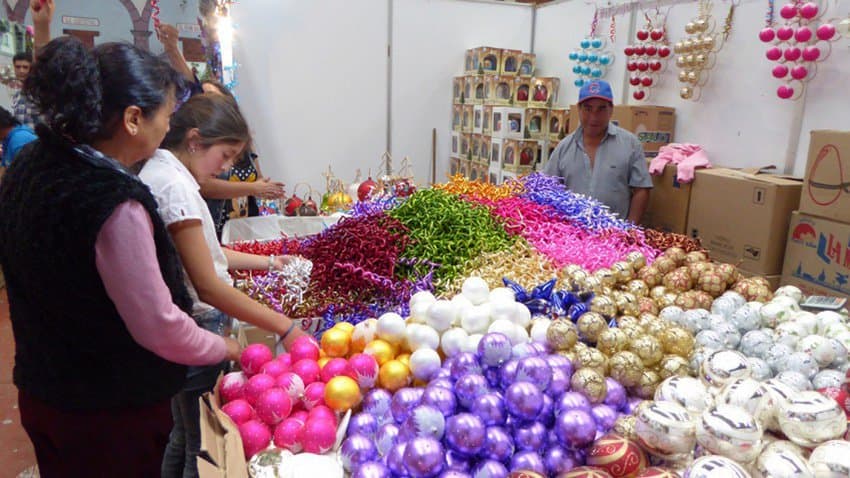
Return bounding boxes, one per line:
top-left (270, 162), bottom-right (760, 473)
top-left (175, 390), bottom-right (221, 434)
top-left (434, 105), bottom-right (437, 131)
top-left (660, 306), bottom-right (685, 325)
top-left (711, 297), bottom-right (738, 319)
top-left (377, 312), bottom-right (407, 345)
top-left (791, 311), bottom-right (819, 335)
top-left (406, 323), bottom-right (440, 351)
top-left (440, 328), bottom-right (469, 358)
top-left (771, 295), bottom-right (801, 312)
top-left (529, 318), bottom-right (552, 344)
top-left (461, 277), bottom-right (490, 305)
top-left (450, 294), bottom-right (474, 325)
top-left (410, 290), bottom-right (436, 310)
top-left (409, 348), bottom-right (442, 381)
top-left (465, 334), bottom-right (484, 353)
top-left (809, 440), bottom-right (850, 478)
top-left (721, 291), bottom-right (747, 309)
top-left (409, 300), bottom-right (432, 324)
top-left (488, 319), bottom-right (519, 345)
top-left (774, 285), bottom-right (803, 304)
top-left (488, 287), bottom-right (515, 303)
top-left (460, 305), bottom-right (491, 334)
top-left (512, 303), bottom-right (531, 329)
top-left (426, 300), bottom-right (456, 332)
top-left (513, 324), bottom-right (529, 345)
top-left (774, 321), bottom-right (807, 348)
top-left (816, 311), bottom-right (845, 334)
top-left (489, 299), bottom-right (517, 323)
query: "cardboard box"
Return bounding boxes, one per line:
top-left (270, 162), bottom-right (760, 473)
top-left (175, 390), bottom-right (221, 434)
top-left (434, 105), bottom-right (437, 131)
top-left (453, 76), bottom-right (464, 104)
top-left (473, 105), bottom-right (484, 134)
top-left (480, 135), bottom-right (491, 163)
top-left (799, 130), bottom-right (850, 224)
top-left (490, 138), bottom-right (504, 168)
top-left (503, 139), bottom-right (535, 173)
top-left (519, 53), bottom-right (536, 77)
top-left (781, 212), bottom-right (850, 300)
top-left (483, 105), bottom-right (493, 135)
top-left (569, 105), bottom-right (675, 157)
top-left (450, 131), bottom-right (460, 157)
top-left (642, 163), bottom-right (693, 234)
top-left (449, 157), bottom-right (461, 176)
top-left (492, 107), bottom-right (525, 139)
top-left (460, 133), bottom-right (471, 159)
top-left (464, 49), bottom-right (479, 75)
top-left (513, 77), bottom-right (531, 107)
top-left (471, 133), bottom-right (482, 162)
top-left (236, 324), bottom-right (277, 355)
top-left (461, 105), bottom-right (474, 133)
top-left (549, 108), bottom-right (569, 142)
top-left (686, 168), bottom-right (802, 275)
top-left (477, 47), bottom-right (501, 75)
top-left (529, 77), bottom-right (560, 108)
top-left (452, 105), bottom-right (462, 132)
top-left (471, 161), bottom-right (488, 182)
top-left (488, 163), bottom-right (502, 184)
top-left (500, 49), bottom-right (521, 76)
top-left (525, 108), bottom-right (549, 140)
top-left (486, 76), bottom-right (515, 106)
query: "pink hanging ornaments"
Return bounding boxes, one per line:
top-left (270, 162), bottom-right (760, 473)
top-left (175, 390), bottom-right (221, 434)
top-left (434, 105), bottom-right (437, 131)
top-left (759, 1), bottom-right (838, 100)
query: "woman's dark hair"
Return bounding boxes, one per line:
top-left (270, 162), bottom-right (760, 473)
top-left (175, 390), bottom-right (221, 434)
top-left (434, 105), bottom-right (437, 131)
top-left (23, 37), bottom-right (184, 144)
top-left (0, 107), bottom-right (20, 129)
top-left (201, 80), bottom-right (237, 102)
top-left (161, 94), bottom-right (251, 153)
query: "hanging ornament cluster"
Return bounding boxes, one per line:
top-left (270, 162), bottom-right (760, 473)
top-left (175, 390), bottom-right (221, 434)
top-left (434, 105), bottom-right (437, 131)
top-left (625, 15), bottom-right (671, 101)
top-left (569, 9), bottom-right (615, 88)
top-left (675, 0), bottom-right (735, 101)
top-left (759, 1), bottom-right (840, 100)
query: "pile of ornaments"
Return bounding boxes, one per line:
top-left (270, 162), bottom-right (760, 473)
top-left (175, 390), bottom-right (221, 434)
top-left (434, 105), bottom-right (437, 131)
top-left (339, 331), bottom-right (648, 478)
top-left (623, 353), bottom-right (850, 477)
top-left (663, 286), bottom-right (850, 391)
top-left (218, 334), bottom-right (381, 459)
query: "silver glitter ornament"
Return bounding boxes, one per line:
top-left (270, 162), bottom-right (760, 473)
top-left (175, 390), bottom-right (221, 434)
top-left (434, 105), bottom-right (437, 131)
top-left (754, 440), bottom-right (813, 478)
top-left (696, 404), bottom-right (764, 463)
top-left (778, 391), bottom-right (847, 448)
top-left (785, 352), bottom-right (820, 379)
top-left (655, 376), bottom-right (713, 416)
top-left (775, 322), bottom-right (808, 349)
top-left (826, 339), bottom-right (847, 367)
top-left (815, 311), bottom-right (845, 334)
top-left (712, 321), bottom-right (742, 349)
top-left (812, 370), bottom-right (845, 390)
top-left (775, 371), bottom-right (812, 391)
top-left (695, 330), bottom-right (725, 351)
top-left (731, 305), bottom-right (762, 333)
top-left (809, 440), bottom-right (850, 478)
top-left (684, 455), bottom-right (752, 478)
top-left (682, 309), bottom-right (712, 333)
top-left (740, 330), bottom-right (775, 359)
top-left (721, 291), bottom-right (747, 309)
top-left (765, 343), bottom-right (795, 373)
top-left (660, 306), bottom-right (685, 326)
top-left (747, 357), bottom-right (773, 381)
top-left (711, 297), bottom-right (738, 319)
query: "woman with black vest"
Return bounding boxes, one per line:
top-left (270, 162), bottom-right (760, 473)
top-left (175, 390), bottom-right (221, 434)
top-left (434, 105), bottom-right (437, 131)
top-left (0, 37), bottom-right (241, 477)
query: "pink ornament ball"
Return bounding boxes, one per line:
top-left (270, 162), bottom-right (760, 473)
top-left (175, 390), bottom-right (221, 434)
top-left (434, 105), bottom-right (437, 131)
top-left (309, 404), bottom-right (338, 427)
top-left (817, 24), bottom-right (836, 41)
top-left (759, 28), bottom-right (776, 43)
top-left (795, 26), bottom-right (813, 43)
top-left (219, 371), bottom-right (248, 404)
top-left (300, 418), bottom-right (337, 454)
top-left (777, 85), bottom-right (795, 99)
top-left (290, 336), bottom-right (320, 363)
top-left (791, 65), bottom-right (809, 80)
top-left (799, 2), bottom-right (819, 20)
top-left (256, 388), bottom-right (293, 426)
top-left (276, 372), bottom-right (306, 401)
top-left (274, 417), bottom-right (306, 453)
top-left (320, 358), bottom-right (355, 383)
top-left (802, 46), bottom-right (821, 62)
top-left (348, 353), bottom-right (380, 390)
top-left (238, 419), bottom-right (272, 459)
top-left (784, 47), bottom-right (802, 62)
top-left (240, 344), bottom-right (273, 376)
top-left (766, 46), bottom-right (783, 61)
top-left (777, 26), bottom-right (795, 41)
top-left (292, 359), bottom-right (321, 385)
top-left (303, 382), bottom-right (326, 410)
top-left (244, 374), bottom-right (276, 407)
top-left (780, 3), bottom-right (798, 20)
top-left (277, 353), bottom-right (292, 371)
top-left (772, 65), bottom-right (789, 79)
top-left (291, 410), bottom-right (309, 423)
top-left (260, 359), bottom-right (288, 379)
top-left (221, 399), bottom-right (255, 426)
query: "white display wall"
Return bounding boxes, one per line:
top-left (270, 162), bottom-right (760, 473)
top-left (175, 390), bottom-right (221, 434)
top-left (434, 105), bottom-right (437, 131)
top-left (233, 0), bottom-right (850, 188)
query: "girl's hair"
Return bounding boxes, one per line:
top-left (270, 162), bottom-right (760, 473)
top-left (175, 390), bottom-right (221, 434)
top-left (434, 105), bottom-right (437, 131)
top-left (23, 37), bottom-right (184, 144)
top-left (201, 80), bottom-right (237, 102)
top-left (161, 94), bottom-right (251, 152)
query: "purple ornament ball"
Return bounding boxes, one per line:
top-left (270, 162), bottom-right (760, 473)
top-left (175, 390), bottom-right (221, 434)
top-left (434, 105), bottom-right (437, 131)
top-left (510, 450), bottom-right (547, 474)
top-left (516, 356), bottom-right (553, 391)
top-left (437, 472), bottom-right (471, 478)
top-left (482, 426), bottom-right (515, 463)
top-left (402, 437), bottom-right (445, 478)
top-left (548, 368), bottom-right (570, 399)
top-left (483, 367), bottom-right (501, 388)
top-left (544, 446), bottom-right (578, 476)
top-left (445, 449), bottom-right (472, 472)
top-left (555, 409), bottom-right (597, 448)
top-left (471, 392), bottom-right (507, 426)
top-left (624, 396), bottom-right (643, 414)
top-left (353, 461), bottom-right (392, 478)
top-left (537, 394), bottom-right (555, 427)
top-left (404, 404), bottom-right (446, 440)
top-left (512, 342), bottom-right (538, 359)
top-left (473, 460), bottom-right (509, 478)
top-left (545, 354), bottom-right (574, 377)
top-left (591, 404), bottom-right (618, 433)
top-left (499, 359), bottom-right (519, 390)
top-left (451, 352), bottom-right (482, 379)
top-left (478, 333), bottom-right (513, 367)
top-left (513, 421), bottom-right (548, 452)
top-left (445, 413), bottom-right (486, 457)
top-left (434, 368), bottom-right (453, 381)
top-left (428, 377), bottom-right (454, 390)
top-left (557, 391), bottom-right (592, 414)
top-left (376, 422), bottom-right (400, 457)
top-left (348, 413), bottom-right (379, 438)
top-left (505, 382), bottom-right (544, 421)
top-left (421, 385), bottom-right (457, 417)
top-left (386, 442), bottom-right (409, 477)
top-left (454, 374), bottom-right (490, 409)
top-left (363, 389), bottom-right (393, 422)
top-left (529, 342), bottom-right (549, 355)
top-left (603, 378), bottom-right (627, 411)
top-left (391, 388), bottom-right (424, 424)
top-left (341, 434), bottom-right (378, 473)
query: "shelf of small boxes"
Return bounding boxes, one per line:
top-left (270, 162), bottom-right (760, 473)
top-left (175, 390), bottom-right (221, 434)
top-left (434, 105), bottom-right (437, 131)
top-left (450, 46), bottom-right (569, 184)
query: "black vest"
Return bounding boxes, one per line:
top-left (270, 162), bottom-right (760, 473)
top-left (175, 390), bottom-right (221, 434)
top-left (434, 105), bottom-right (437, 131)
top-left (0, 128), bottom-right (193, 411)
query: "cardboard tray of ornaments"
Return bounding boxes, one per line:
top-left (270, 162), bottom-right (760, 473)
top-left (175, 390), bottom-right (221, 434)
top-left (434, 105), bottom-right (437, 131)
top-left (199, 375), bottom-right (350, 478)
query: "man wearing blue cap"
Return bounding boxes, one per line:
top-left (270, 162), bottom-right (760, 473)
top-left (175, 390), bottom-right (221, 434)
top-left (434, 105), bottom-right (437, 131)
top-left (544, 80), bottom-right (652, 223)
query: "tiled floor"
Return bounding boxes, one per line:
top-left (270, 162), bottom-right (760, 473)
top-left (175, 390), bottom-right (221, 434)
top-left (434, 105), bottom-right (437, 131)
top-left (0, 290), bottom-right (38, 478)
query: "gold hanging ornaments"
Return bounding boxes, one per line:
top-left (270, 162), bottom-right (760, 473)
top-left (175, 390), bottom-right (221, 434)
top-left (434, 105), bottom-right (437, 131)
top-left (675, 0), bottom-right (736, 101)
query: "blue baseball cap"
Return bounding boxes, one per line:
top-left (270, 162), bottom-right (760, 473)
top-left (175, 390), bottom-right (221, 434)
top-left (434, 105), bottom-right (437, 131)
top-left (578, 80), bottom-right (614, 104)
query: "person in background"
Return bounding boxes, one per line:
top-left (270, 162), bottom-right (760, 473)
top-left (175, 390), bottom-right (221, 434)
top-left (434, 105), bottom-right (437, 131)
top-left (0, 36), bottom-right (241, 477)
top-left (156, 24), bottom-right (285, 237)
top-left (0, 106), bottom-right (37, 176)
top-left (544, 80), bottom-right (652, 224)
top-left (139, 94), bottom-right (308, 478)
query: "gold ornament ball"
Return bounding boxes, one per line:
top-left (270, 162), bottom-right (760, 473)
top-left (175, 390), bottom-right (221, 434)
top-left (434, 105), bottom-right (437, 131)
top-left (378, 359), bottom-right (411, 392)
top-left (617, 292), bottom-right (640, 317)
top-left (558, 350), bottom-right (578, 363)
top-left (686, 252), bottom-right (708, 265)
top-left (702, 36), bottom-right (715, 50)
top-left (630, 335), bottom-right (664, 368)
top-left (715, 263), bottom-right (737, 285)
top-left (597, 328), bottom-right (630, 356)
top-left (576, 346), bottom-right (609, 376)
top-left (617, 315), bottom-right (641, 330)
top-left (594, 268), bottom-right (618, 288)
top-left (584, 276), bottom-right (604, 294)
top-left (632, 370), bottom-right (661, 399)
top-left (697, 271), bottom-right (726, 297)
top-left (687, 262), bottom-right (711, 281)
top-left (695, 18), bottom-right (708, 32)
top-left (637, 267), bottom-right (662, 288)
top-left (678, 70), bottom-right (689, 83)
top-left (547, 319), bottom-right (579, 351)
top-left (649, 286), bottom-right (668, 300)
top-left (687, 71), bottom-right (700, 85)
top-left (653, 256), bottom-right (677, 274)
top-left (570, 368), bottom-right (608, 404)
top-left (627, 280), bottom-right (650, 298)
top-left (321, 327), bottom-right (351, 358)
top-left (685, 54), bottom-right (696, 66)
top-left (658, 355), bottom-right (691, 380)
top-left (663, 269), bottom-right (693, 293)
top-left (660, 327), bottom-right (695, 357)
top-left (577, 312), bottom-right (609, 343)
top-left (614, 415), bottom-right (638, 441)
top-left (620, 326), bottom-right (644, 342)
top-left (571, 270), bottom-right (590, 289)
top-left (675, 56), bottom-right (686, 68)
top-left (693, 291), bottom-right (714, 310)
top-left (673, 42), bottom-right (684, 53)
top-left (682, 39), bottom-right (694, 52)
top-left (364, 339), bottom-right (396, 366)
top-left (626, 251), bottom-right (647, 271)
top-left (611, 261), bottom-right (635, 284)
top-left (660, 292), bottom-right (680, 309)
top-left (664, 247), bottom-right (687, 265)
top-left (591, 296), bottom-right (617, 318)
top-left (324, 375), bottom-right (363, 411)
top-left (685, 22), bottom-right (696, 34)
top-left (673, 291), bottom-right (698, 310)
top-left (609, 351), bottom-right (645, 387)
top-left (642, 319), bottom-right (667, 338)
top-left (638, 297), bottom-right (660, 315)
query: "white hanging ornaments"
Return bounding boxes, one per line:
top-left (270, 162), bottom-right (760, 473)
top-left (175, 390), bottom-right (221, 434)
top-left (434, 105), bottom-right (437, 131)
top-left (759, 1), bottom-right (840, 100)
top-left (569, 9), bottom-right (615, 88)
top-left (675, 0), bottom-right (735, 101)
top-left (625, 14), bottom-right (671, 101)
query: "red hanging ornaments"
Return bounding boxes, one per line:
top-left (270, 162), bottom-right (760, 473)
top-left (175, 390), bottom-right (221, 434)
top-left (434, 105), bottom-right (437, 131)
top-left (625, 13), bottom-right (670, 102)
top-left (760, 1), bottom-right (840, 100)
